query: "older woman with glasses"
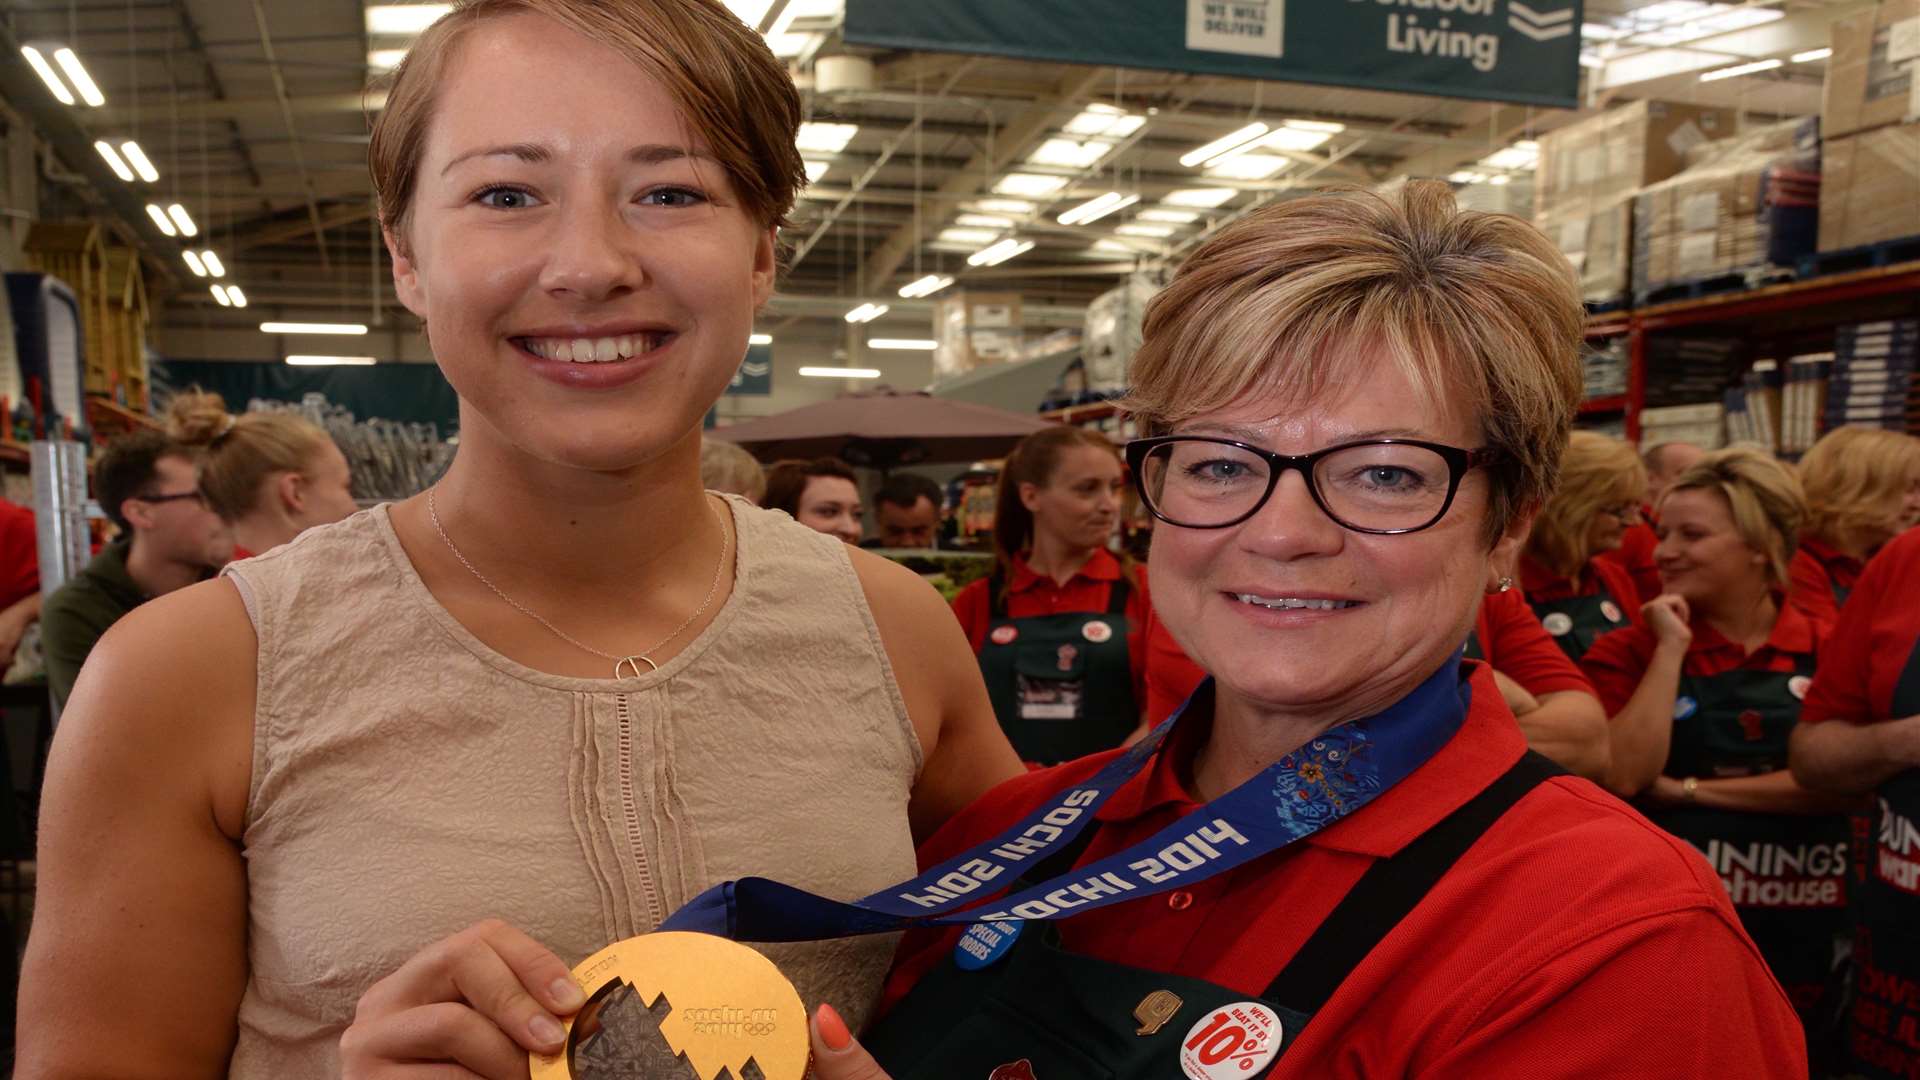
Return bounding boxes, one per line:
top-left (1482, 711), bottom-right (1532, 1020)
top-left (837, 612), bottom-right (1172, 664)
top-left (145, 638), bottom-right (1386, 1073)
top-left (777, 184), bottom-right (1804, 1080)
top-left (1518, 431), bottom-right (1649, 662)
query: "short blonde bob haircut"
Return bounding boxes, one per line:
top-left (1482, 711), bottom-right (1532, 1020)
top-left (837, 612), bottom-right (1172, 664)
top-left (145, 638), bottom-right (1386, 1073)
top-left (163, 389), bottom-right (337, 522)
top-left (1525, 431), bottom-right (1647, 579)
top-left (1125, 182), bottom-right (1584, 545)
top-left (1798, 426), bottom-right (1920, 554)
top-left (699, 437), bottom-right (766, 504)
top-left (368, 0), bottom-right (805, 252)
top-left (1663, 446), bottom-right (1807, 589)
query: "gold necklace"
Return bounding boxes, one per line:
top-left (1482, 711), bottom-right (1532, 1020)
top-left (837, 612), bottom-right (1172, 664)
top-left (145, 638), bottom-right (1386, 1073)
top-left (426, 488), bottom-right (729, 679)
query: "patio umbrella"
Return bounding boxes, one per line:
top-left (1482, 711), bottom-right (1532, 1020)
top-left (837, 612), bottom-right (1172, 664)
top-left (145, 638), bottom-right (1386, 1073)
top-left (710, 388), bottom-right (1058, 470)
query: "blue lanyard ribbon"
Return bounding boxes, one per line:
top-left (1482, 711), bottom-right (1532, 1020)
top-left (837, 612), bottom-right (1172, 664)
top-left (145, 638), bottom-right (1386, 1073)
top-left (659, 655), bottom-right (1472, 943)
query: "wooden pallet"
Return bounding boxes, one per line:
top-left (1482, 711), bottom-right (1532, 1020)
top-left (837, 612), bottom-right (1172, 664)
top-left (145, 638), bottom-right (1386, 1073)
top-left (1798, 235), bottom-right (1920, 279)
top-left (1634, 265), bottom-right (1795, 307)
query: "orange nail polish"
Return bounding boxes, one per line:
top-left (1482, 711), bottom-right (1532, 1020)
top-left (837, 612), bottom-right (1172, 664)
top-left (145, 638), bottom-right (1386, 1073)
top-left (815, 1003), bottom-right (852, 1051)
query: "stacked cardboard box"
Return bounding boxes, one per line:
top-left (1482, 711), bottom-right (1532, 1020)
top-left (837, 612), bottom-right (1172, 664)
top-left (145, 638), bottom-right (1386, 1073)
top-left (1632, 120), bottom-right (1820, 298)
top-left (1819, 0), bottom-right (1920, 252)
top-left (1534, 102), bottom-right (1736, 303)
top-left (932, 292), bottom-right (1023, 379)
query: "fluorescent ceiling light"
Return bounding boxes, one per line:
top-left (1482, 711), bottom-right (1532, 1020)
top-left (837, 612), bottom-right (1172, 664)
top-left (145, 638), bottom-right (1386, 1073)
top-left (1699, 57), bottom-right (1782, 81)
top-left (288, 355), bottom-right (378, 366)
top-left (260, 321), bottom-right (370, 335)
top-left (368, 48), bottom-right (408, 71)
top-left (868, 338), bottom-right (937, 350)
top-left (182, 250), bottom-right (207, 277)
top-left (992, 173), bottom-right (1069, 198)
top-left (767, 32), bottom-right (819, 58)
top-left (721, 0), bottom-right (776, 24)
top-left (225, 286), bottom-right (247, 308)
top-left (1163, 188), bottom-right (1239, 208)
top-left (800, 366), bottom-right (881, 378)
top-left (201, 251), bottom-right (225, 277)
top-left (1479, 145), bottom-right (1538, 171)
top-left (210, 284), bottom-right (231, 307)
top-left (365, 5), bottom-right (450, 35)
top-left (1137, 208), bottom-right (1200, 223)
top-left (1090, 239), bottom-right (1136, 255)
top-left (1180, 123), bottom-right (1268, 168)
top-left (1581, 21), bottom-right (1627, 39)
top-left (167, 204), bottom-right (198, 237)
top-left (1205, 154), bottom-right (1291, 180)
top-left (20, 47), bottom-right (74, 105)
top-left (1027, 137), bottom-right (1114, 169)
top-left (804, 160), bottom-right (830, 184)
top-left (145, 204), bottom-right (177, 236)
top-left (119, 141), bottom-right (159, 182)
top-left (796, 122), bottom-right (858, 154)
top-left (898, 274), bottom-right (954, 298)
top-left (1064, 103), bottom-right (1147, 139)
top-left (970, 199), bottom-right (1036, 215)
top-left (955, 213), bottom-right (1015, 228)
top-left (1488, 174), bottom-right (1513, 186)
top-left (52, 48), bottom-right (104, 106)
top-left (844, 302), bottom-right (889, 323)
top-left (94, 141), bottom-right (134, 182)
top-left (967, 238), bottom-right (1034, 267)
top-left (937, 227), bottom-right (1003, 246)
top-left (1792, 47), bottom-right (1832, 62)
top-left (748, 333), bottom-right (773, 345)
top-left (1115, 223), bottom-right (1177, 238)
top-left (1449, 170), bottom-right (1490, 184)
top-left (1056, 192), bottom-right (1138, 226)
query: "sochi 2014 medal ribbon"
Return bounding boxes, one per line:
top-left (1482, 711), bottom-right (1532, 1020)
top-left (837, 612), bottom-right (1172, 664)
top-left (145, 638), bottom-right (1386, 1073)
top-left (529, 932), bottom-right (808, 1080)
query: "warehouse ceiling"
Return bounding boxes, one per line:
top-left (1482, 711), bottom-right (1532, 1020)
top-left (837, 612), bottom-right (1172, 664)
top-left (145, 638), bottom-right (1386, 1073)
top-left (0, 0), bottom-right (1868, 350)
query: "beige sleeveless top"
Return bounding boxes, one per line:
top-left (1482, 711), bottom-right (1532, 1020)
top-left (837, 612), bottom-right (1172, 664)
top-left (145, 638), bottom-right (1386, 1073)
top-left (222, 496), bottom-right (922, 1078)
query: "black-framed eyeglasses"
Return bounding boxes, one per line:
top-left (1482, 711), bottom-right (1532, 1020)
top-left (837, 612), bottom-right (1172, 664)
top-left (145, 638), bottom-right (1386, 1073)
top-left (131, 490), bottom-right (206, 507)
top-left (1124, 436), bottom-right (1500, 534)
top-left (1597, 501), bottom-right (1642, 523)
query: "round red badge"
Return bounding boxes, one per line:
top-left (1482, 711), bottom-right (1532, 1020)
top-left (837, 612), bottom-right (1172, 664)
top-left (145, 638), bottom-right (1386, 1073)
top-left (1600, 600), bottom-right (1623, 624)
top-left (1180, 1002), bottom-right (1282, 1080)
top-left (1789, 675), bottom-right (1811, 700)
top-left (990, 626), bottom-right (1019, 646)
top-left (1082, 619), bottom-right (1114, 644)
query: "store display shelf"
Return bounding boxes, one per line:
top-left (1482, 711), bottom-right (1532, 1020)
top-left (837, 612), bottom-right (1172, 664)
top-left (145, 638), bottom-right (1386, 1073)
top-left (85, 395), bottom-right (158, 437)
top-left (1635, 260), bottom-right (1920, 331)
top-left (0, 439), bottom-right (28, 467)
top-left (1579, 395), bottom-right (1628, 415)
top-left (1585, 316), bottom-right (1631, 339)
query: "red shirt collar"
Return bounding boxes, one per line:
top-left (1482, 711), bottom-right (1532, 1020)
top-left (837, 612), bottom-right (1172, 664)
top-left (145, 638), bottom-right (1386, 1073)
top-left (1687, 594), bottom-right (1818, 661)
top-left (1797, 535), bottom-right (1864, 577)
top-left (1094, 661), bottom-right (1525, 858)
top-left (1519, 554), bottom-right (1590, 598)
top-left (1007, 548), bottom-right (1122, 593)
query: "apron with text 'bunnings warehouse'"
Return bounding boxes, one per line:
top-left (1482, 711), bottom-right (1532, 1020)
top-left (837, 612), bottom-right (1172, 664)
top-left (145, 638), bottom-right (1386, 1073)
top-left (1528, 586), bottom-right (1628, 664)
top-left (980, 572), bottom-right (1138, 766)
top-left (1849, 640), bottom-right (1920, 1080)
top-left (1644, 656), bottom-right (1850, 1063)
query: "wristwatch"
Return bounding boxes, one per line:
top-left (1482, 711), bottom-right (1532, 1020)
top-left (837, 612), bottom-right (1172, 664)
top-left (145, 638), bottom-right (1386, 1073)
top-left (1682, 776), bottom-right (1699, 801)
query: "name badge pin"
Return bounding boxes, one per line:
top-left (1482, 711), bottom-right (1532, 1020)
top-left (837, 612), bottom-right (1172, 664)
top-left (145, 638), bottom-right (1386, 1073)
top-left (1135, 989), bottom-right (1184, 1035)
top-left (954, 918), bottom-right (1023, 970)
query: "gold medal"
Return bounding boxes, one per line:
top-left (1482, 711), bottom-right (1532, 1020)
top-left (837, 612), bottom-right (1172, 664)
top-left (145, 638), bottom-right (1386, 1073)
top-left (529, 931), bottom-right (810, 1080)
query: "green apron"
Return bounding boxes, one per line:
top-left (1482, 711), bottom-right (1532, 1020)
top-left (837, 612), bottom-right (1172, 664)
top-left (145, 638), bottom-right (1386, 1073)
top-left (1528, 581), bottom-right (1629, 663)
top-left (980, 572), bottom-right (1139, 766)
top-left (1643, 657), bottom-right (1850, 1071)
top-left (865, 753), bottom-right (1563, 1079)
top-left (1848, 639), bottom-right (1920, 1080)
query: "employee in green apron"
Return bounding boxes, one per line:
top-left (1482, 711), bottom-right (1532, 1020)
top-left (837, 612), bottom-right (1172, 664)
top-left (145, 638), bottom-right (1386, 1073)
top-left (1787, 426), bottom-right (1920, 624)
top-left (787, 186), bottom-right (1802, 1080)
top-left (1518, 430), bottom-right (1646, 662)
top-left (950, 425), bottom-right (1201, 766)
top-left (1582, 448), bottom-right (1860, 1075)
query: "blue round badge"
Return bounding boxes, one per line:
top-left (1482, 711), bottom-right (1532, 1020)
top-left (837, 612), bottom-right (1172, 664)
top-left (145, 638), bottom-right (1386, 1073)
top-left (1674, 696), bottom-right (1698, 720)
top-left (954, 918), bottom-right (1023, 970)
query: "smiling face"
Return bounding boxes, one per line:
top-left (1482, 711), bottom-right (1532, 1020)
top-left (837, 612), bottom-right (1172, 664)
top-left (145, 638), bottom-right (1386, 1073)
top-left (1583, 498), bottom-right (1639, 555)
top-left (796, 476), bottom-right (863, 545)
top-left (1147, 352), bottom-right (1521, 717)
top-left (1022, 445), bottom-right (1125, 554)
top-left (1655, 487), bottom-right (1769, 605)
top-left (387, 12), bottom-right (775, 473)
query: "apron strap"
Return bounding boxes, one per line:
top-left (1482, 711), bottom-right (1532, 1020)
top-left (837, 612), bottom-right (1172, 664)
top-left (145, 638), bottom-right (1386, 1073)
top-left (1263, 750), bottom-right (1565, 1012)
top-left (988, 569), bottom-right (1008, 619)
top-left (1105, 573), bottom-right (1132, 617)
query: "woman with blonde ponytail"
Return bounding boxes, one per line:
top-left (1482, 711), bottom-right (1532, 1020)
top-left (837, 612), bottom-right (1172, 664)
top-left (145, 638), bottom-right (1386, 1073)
top-left (163, 390), bottom-right (360, 558)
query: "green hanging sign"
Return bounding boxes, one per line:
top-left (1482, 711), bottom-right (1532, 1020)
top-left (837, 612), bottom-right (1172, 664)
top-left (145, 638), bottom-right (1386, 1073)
top-left (845, 0), bottom-right (1580, 108)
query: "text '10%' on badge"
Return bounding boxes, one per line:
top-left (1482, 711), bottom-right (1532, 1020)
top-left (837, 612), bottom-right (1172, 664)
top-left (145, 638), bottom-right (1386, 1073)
top-left (529, 931), bottom-right (810, 1080)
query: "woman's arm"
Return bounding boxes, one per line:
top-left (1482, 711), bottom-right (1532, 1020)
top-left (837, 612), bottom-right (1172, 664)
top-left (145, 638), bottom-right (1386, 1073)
top-left (1790, 714), bottom-right (1920, 796)
top-left (1644, 770), bottom-right (1870, 816)
top-left (17, 581), bottom-right (257, 1079)
top-left (1597, 596), bottom-right (1692, 797)
top-left (853, 550), bottom-right (1022, 842)
top-left (1511, 687), bottom-right (1611, 782)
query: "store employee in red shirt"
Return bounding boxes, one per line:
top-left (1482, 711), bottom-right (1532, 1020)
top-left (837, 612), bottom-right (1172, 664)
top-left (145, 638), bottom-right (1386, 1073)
top-left (1466, 585), bottom-right (1610, 779)
top-left (1791, 527), bottom-right (1920, 1080)
top-left (1519, 431), bottom-right (1646, 662)
top-left (802, 189), bottom-right (1800, 1080)
top-left (1581, 448), bottom-right (1857, 1067)
top-left (1788, 426), bottom-right (1920, 624)
top-left (952, 426), bottom-right (1202, 765)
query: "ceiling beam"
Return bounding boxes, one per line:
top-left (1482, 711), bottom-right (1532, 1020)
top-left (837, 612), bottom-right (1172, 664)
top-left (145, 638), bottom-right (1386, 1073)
top-left (233, 200), bottom-right (375, 251)
top-left (93, 90), bottom-right (383, 124)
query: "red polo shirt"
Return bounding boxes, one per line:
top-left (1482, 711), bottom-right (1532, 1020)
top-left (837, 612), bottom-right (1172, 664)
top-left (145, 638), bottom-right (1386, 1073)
top-left (0, 498), bottom-right (37, 611)
top-left (1802, 529), bottom-right (1920, 726)
top-left (951, 551), bottom-right (1204, 721)
top-left (1786, 534), bottom-right (1864, 627)
top-left (1519, 553), bottom-right (1643, 616)
top-left (1474, 588), bottom-right (1597, 697)
top-left (878, 663), bottom-right (1804, 1076)
top-left (1579, 600), bottom-right (1824, 715)
top-left (1600, 516), bottom-right (1663, 603)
